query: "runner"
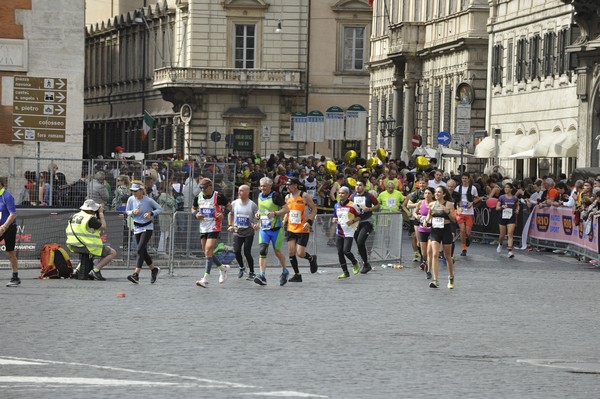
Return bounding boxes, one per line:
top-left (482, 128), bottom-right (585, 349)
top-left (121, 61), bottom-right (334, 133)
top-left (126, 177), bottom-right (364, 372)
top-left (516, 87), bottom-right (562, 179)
top-left (255, 177), bottom-right (290, 286)
top-left (193, 178), bottom-right (231, 288)
top-left (406, 178), bottom-right (428, 262)
top-left (413, 187), bottom-right (435, 279)
top-left (284, 177), bottom-right (319, 281)
top-left (350, 178), bottom-right (380, 274)
top-left (496, 182), bottom-right (519, 258)
top-left (332, 186), bottom-right (361, 279)
top-left (0, 177), bottom-right (20, 287)
top-left (454, 173), bottom-right (480, 256)
top-left (125, 181), bottom-right (162, 284)
top-left (227, 185), bottom-right (258, 279)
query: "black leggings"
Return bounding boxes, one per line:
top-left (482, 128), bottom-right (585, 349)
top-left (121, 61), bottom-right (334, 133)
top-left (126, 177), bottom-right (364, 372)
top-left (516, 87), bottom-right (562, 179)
top-left (336, 235), bottom-right (357, 271)
top-left (135, 230), bottom-right (153, 268)
top-left (233, 234), bottom-right (255, 273)
top-left (354, 222), bottom-right (373, 265)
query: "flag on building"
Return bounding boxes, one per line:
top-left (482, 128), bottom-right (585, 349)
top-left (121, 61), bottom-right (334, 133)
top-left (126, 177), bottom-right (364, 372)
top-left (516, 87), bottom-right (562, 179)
top-left (142, 110), bottom-right (154, 142)
top-left (369, 0), bottom-right (373, 8)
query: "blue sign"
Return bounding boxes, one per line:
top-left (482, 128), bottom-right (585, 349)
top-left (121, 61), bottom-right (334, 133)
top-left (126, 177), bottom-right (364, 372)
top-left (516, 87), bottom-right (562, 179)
top-left (437, 131), bottom-right (451, 146)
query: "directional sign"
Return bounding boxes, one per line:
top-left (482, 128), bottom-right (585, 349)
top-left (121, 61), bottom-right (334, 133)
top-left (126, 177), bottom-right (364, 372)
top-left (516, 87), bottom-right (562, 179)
top-left (437, 131), bottom-right (452, 146)
top-left (12, 76), bottom-right (67, 142)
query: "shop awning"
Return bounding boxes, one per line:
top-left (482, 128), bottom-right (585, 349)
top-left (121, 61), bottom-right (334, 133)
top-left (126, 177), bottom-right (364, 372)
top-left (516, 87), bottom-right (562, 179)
top-left (474, 136), bottom-right (496, 158)
top-left (547, 132), bottom-right (577, 157)
top-left (510, 134), bottom-right (539, 155)
top-left (508, 149), bottom-right (535, 159)
top-left (532, 133), bottom-right (553, 158)
top-left (498, 134), bottom-right (524, 158)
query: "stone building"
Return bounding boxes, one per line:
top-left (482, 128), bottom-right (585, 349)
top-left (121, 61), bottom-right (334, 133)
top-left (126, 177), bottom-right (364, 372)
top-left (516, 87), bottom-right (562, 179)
top-left (84, 0), bottom-right (372, 160)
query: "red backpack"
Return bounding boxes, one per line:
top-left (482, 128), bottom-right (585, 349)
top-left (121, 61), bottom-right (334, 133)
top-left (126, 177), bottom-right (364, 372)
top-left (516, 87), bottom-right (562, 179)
top-left (39, 244), bottom-right (73, 279)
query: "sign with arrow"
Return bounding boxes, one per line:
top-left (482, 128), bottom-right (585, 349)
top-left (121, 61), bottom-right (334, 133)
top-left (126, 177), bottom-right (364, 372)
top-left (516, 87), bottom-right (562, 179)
top-left (12, 76), bottom-right (67, 142)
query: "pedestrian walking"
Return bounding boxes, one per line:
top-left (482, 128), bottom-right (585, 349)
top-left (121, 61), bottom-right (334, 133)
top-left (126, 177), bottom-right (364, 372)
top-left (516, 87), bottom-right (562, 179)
top-left (284, 177), bottom-right (319, 283)
top-left (332, 186), bottom-right (361, 279)
top-left (496, 183), bottom-right (519, 258)
top-left (350, 178), bottom-right (380, 274)
top-left (228, 185), bottom-right (258, 279)
top-left (0, 177), bottom-right (21, 287)
top-left (193, 178), bottom-right (231, 288)
top-left (125, 181), bottom-right (162, 284)
top-left (254, 177), bottom-right (290, 286)
top-left (66, 199), bottom-right (117, 280)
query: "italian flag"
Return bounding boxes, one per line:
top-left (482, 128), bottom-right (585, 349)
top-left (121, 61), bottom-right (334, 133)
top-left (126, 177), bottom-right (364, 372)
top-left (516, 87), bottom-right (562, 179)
top-left (142, 110), bottom-right (154, 142)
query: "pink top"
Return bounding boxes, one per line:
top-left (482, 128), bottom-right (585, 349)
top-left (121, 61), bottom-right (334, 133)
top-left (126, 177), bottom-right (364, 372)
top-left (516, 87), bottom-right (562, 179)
top-left (417, 200), bottom-right (431, 233)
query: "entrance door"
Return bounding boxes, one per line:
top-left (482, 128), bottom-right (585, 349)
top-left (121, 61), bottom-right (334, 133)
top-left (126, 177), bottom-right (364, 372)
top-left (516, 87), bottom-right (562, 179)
top-left (233, 129), bottom-right (255, 157)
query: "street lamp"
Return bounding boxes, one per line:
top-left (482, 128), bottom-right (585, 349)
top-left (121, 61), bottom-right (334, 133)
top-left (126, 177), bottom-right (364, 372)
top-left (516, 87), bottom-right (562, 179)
top-left (135, 9), bottom-right (149, 152)
top-left (378, 115), bottom-right (402, 138)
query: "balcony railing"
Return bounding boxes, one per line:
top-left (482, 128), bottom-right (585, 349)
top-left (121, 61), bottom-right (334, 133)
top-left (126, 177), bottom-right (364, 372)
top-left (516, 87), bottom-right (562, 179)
top-left (153, 67), bottom-right (305, 91)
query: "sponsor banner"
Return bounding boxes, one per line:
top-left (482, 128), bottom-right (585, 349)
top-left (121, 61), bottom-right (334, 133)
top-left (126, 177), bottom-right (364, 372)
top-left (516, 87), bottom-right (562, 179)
top-left (529, 206), bottom-right (598, 254)
top-left (471, 202), bottom-right (527, 237)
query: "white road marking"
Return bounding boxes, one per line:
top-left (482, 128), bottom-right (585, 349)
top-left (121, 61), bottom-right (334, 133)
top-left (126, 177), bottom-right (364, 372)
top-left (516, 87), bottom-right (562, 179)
top-left (239, 392), bottom-right (328, 398)
top-left (0, 359), bottom-right (45, 365)
top-left (0, 376), bottom-right (178, 386)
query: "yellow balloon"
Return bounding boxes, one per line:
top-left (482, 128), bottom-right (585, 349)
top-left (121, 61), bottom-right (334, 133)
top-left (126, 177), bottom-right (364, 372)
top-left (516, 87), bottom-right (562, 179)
top-left (415, 156), bottom-right (429, 170)
top-left (376, 148), bottom-right (387, 162)
top-left (242, 170), bottom-right (251, 179)
top-left (366, 157), bottom-right (378, 170)
top-left (358, 168), bottom-right (370, 177)
top-left (325, 160), bottom-right (337, 176)
top-left (344, 150), bottom-right (357, 164)
top-left (347, 177), bottom-right (356, 188)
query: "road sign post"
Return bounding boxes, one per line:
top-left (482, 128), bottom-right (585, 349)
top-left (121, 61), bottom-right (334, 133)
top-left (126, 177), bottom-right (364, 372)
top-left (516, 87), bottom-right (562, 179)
top-left (12, 76), bottom-right (67, 143)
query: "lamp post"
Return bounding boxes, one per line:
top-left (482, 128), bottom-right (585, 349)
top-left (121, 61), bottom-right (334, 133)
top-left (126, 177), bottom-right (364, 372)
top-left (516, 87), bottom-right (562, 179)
top-left (135, 5), bottom-right (148, 153)
top-left (378, 115), bottom-right (403, 138)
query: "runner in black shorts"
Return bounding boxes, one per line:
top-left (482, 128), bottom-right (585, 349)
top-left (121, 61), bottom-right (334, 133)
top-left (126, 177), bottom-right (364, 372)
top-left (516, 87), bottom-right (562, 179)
top-left (0, 177), bottom-right (20, 287)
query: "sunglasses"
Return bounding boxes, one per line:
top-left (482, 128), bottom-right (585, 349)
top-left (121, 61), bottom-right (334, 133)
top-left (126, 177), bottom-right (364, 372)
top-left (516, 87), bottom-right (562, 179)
top-left (199, 185), bottom-right (209, 189)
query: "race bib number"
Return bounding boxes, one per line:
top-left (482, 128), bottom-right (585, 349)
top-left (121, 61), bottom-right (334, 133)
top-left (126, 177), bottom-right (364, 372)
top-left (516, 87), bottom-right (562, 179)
top-left (502, 208), bottom-right (513, 219)
top-left (386, 198), bottom-right (397, 209)
top-left (260, 216), bottom-right (272, 230)
top-left (235, 215), bottom-right (250, 228)
top-left (307, 189), bottom-right (316, 198)
top-left (200, 208), bottom-right (215, 219)
top-left (419, 216), bottom-right (427, 224)
top-left (354, 196), bottom-right (366, 207)
top-left (289, 210), bottom-right (302, 224)
top-left (337, 208), bottom-right (349, 225)
top-left (462, 201), bottom-right (468, 208)
top-left (432, 217), bottom-right (444, 228)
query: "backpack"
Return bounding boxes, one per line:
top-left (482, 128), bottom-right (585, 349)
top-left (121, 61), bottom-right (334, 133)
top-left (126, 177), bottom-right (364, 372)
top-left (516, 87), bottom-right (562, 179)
top-left (39, 243), bottom-right (73, 279)
top-left (459, 184), bottom-right (476, 203)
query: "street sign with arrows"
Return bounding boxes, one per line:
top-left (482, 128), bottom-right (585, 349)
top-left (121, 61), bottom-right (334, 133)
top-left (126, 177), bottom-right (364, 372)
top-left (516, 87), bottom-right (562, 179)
top-left (12, 76), bottom-right (68, 142)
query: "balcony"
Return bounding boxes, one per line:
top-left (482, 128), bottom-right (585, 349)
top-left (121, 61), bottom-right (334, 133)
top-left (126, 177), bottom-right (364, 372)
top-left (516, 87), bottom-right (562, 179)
top-left (153, 67), bottom-right (305, 91)
top-left (387, 22), bottom-right (425, 57)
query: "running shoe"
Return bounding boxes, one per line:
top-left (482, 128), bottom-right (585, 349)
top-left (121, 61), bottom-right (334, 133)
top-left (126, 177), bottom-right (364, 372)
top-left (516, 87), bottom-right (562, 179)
top-left (426, 271), bottom-right (432, 279)
top-left (279, 269), bottom-right (289, 286)
top-left (429, 280), bottom-right (439, 288)
top-left (338, 272), bottom-right (350, 279)
top-left (219, 265), bottom-right (229, 284)
top-left (238, 267), bottom-right (245, 279)
top-left (508, 251), bottom-right (514, 259)
top-left (466, 237), bottom-right (471, 247)
top-left (6, 277), bottom-right (21, 287)
top-left (196, 277), bottom-right (209, 288)
top-left (246, 272), bottom-right (256, 281)
top-left (151, 267), bottom-right (160, 284)
top-left (360, 263), bottom-right (372, 274)
top-left (127, 274), bottom-right (139, 284)
top-left (352, 263), bottom-right (360, 275)
top-left (254, 274), bottom-right (267, 286)
top-left (288, 274), bottom-right (303, 283)
top-left (460, 249), bottom-right (467, 256)
top-left (412, 252), bottom-right (420, 262)
top-left (309, 255), bottom-right (318, 274)
top-left (419, 260), bottom-right (426, 270)
top-left (89, 269), bottom-right (106, 281)
top-left (448, 276), bottom-right (454, 289)
top-left (496, 244), bottom-right (502, 254)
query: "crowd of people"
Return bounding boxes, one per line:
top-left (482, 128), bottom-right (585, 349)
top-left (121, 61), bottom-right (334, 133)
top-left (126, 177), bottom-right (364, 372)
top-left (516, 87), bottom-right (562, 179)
top-left (4, 148), bottom-right (600, 287)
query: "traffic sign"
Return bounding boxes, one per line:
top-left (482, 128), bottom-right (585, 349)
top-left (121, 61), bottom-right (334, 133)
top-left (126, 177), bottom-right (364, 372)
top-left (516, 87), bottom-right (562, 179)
top-left (411, 135), bottom-right (422, 147)
top-left (437, 131), bottom-right (452, 146)
top-left (210, 131), bottom-right (222, 142)
top-left (262, 125), bottom-right (271, 140)
top-left (12, 76), bottom-right (67, 142)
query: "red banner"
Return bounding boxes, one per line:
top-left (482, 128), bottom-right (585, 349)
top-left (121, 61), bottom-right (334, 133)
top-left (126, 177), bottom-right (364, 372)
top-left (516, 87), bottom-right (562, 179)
top-left (529, 206), bottom-right (598, 254)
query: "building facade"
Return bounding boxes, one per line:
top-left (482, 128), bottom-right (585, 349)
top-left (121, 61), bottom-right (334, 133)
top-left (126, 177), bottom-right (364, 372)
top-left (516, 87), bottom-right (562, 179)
top-left (84, 0), bottom-right (372, 160)
top-left (369, 0), bottom-right (489, 168)
top-left (485, 0), bottom-right (578, 180)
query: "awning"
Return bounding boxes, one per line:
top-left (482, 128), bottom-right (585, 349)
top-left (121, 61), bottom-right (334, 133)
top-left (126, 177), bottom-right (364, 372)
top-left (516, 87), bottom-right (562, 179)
top-left (474, 136), bottom-right (496, 158)
top-left (148, 148), bottom-right (174, 155)
top-left (508, 149), bottom-right (535, 159)
top-left (547, 132), bottom-right (577, 157)
top-left (439, 147), bottom-right (474, 157)
top-left (498, 134), bottom-right (524, 158)
top-left (511, 134), bottom-right (539, 155)
top-left (413, 147), bottom-right (437, 158)
top-left (533, 134), bottom-right (553, 157)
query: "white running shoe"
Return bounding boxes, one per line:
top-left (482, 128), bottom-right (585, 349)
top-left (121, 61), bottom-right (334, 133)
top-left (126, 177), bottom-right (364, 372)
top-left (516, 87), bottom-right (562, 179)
top-left (508, 251), bottom-right (514, 258)
top-left (496, 244), bottom-right (502, 254)
top-left (196, 277), bottom-right (209, 288)
top-left (219, 265), bottom-right (230, 284)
